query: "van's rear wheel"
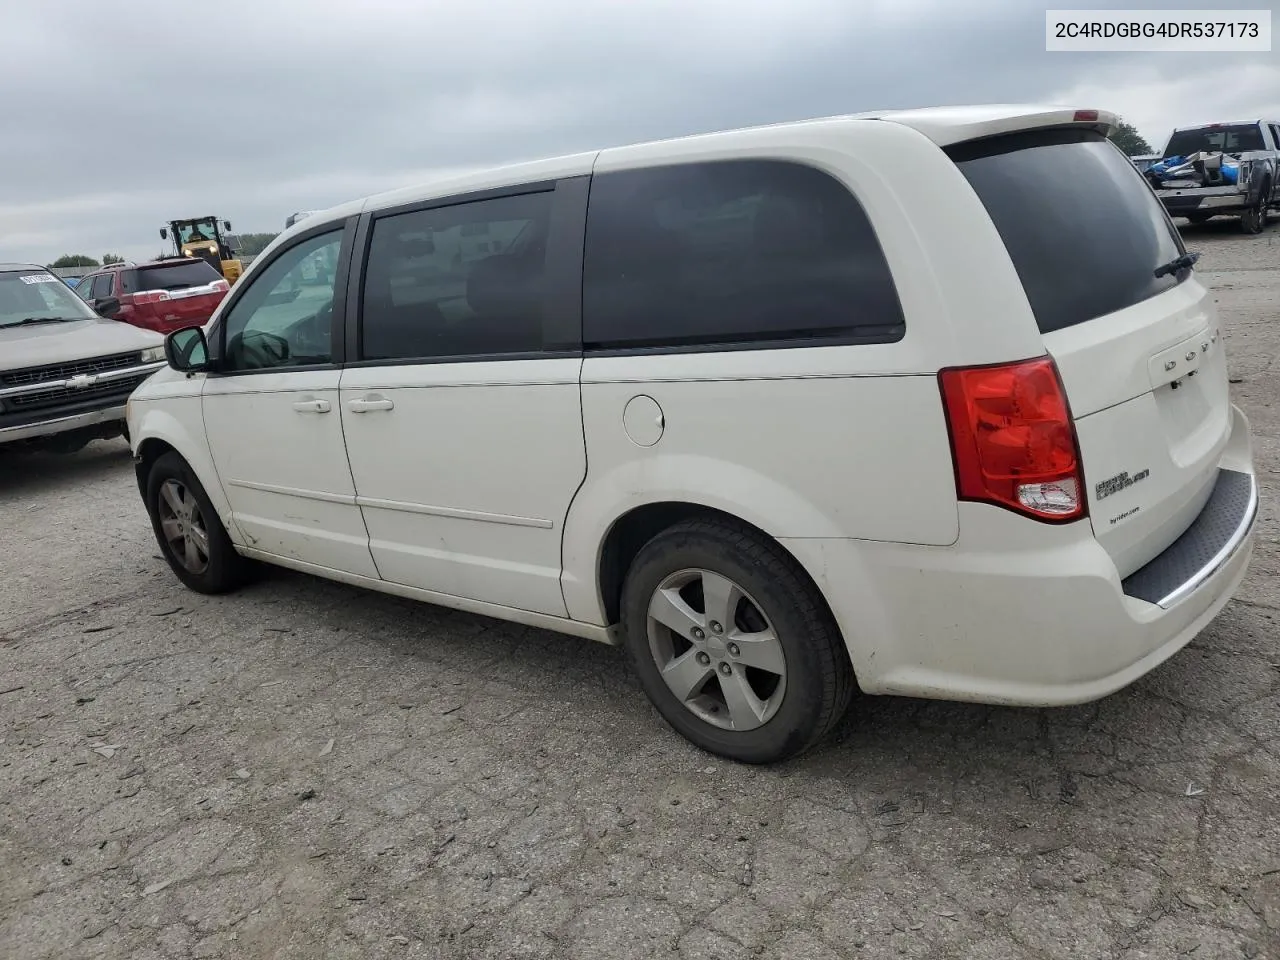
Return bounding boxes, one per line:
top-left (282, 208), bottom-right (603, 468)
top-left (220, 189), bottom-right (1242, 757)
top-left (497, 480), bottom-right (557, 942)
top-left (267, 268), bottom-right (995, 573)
top-left (620, 518), bottom-right (854, 764)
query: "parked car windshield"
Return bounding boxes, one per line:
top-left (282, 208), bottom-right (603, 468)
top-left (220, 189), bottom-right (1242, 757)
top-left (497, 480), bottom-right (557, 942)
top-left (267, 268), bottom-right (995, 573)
top-left (0, 271), bottom-right (99, 328)
top-left (124, 261), bottom-right (222, 293)
top-left (1164, 124), bottom-right (1266, 157)
top-left (948, 128), bottom-right (1185, 336)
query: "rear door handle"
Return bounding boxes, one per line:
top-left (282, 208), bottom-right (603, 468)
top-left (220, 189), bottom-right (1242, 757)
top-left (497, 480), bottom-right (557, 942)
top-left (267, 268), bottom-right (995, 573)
top-left (292, 398), bottom-right (331, 414)
top-left (347, 396), bottom-right (394, 413)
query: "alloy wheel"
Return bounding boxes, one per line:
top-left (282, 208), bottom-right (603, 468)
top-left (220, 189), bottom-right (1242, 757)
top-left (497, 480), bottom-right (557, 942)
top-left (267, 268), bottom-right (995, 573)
top-left (645, 568), bottom-right (787, 731)
top-left (157, 478), bottom-right (210, 575)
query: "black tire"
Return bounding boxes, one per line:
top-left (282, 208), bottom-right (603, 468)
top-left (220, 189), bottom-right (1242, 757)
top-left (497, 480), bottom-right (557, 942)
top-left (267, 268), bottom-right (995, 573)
top-left (620, 518), bottom-right (855, 764)
top-left (1241, 183), bottom-right (1269, 235)
top-left (146, 451), bottom-right (250, 594)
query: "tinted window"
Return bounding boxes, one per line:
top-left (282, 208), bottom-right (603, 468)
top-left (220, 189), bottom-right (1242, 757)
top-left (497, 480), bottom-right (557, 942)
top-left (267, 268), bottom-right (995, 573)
top-left (91, 274), bottom-right (114, 299)
top-left (1164, 123), bottom-right (1266, 157)
top-left (581, 160), bottom-right (904, 351)
top-left (1271, 125), bottom-right (1280, 150)
top-left (125, 261), bottom-right (221, 293)
top-left (360, 191), bottom-right (553, 361)
top-left (220, 230), bottom-right (342, 372)
top-left (949, 129), bottom-right (1185, 336)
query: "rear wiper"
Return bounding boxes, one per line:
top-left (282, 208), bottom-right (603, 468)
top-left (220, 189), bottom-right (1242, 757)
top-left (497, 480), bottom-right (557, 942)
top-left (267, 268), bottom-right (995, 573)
top-left (1154, 252), bottom-right (1200, 279)
top-left (1154, 253), bottom-right (1199, 278)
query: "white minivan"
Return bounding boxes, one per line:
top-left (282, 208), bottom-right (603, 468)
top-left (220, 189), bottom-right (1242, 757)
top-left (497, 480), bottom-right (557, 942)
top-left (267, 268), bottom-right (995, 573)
top-left (128, 104), bottom-right (1258, 763)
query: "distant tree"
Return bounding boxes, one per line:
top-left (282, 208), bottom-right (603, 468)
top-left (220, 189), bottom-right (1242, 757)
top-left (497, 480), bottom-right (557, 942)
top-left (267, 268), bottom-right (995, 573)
top-left (48, 254), bottom-right (99, 268)
top-left (102, 253), bottom-right (124, 265)
top-left (231, 232), bottom-right (278, 256)
top-left (1109, 119), bottom-right (1154, 156)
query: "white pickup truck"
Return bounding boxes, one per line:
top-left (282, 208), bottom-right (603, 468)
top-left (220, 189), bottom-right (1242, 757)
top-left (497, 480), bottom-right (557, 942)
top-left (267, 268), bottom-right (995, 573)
top-left (1140, 120), bottom-right (1280, 234)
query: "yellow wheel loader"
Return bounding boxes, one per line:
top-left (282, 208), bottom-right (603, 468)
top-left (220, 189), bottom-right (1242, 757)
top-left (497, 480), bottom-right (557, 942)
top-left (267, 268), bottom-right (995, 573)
top-left (159, 217), bottom-right (244, 284)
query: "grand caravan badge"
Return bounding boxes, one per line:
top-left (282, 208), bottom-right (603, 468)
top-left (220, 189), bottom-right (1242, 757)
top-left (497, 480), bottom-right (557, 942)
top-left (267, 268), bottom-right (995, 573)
top-left (1095, 468), bottom-right (1150, 502)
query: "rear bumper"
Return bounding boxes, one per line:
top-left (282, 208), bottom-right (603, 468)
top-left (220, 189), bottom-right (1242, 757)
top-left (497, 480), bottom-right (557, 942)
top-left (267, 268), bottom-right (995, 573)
top-left (1160, 192), bottom-right (1249, 215)
top-left (783, 404), bottom-right (1257, 707)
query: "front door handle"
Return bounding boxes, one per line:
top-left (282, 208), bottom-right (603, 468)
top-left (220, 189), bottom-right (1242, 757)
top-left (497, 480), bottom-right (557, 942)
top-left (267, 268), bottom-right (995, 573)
top-left (347, 396), bottom-right (394, 413)
top-left (292, 398), bottom-right (331, 414)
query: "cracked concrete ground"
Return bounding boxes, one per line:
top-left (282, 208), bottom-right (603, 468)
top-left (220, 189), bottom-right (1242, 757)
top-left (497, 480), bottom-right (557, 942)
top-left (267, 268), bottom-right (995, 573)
top-left (2, 221), bottom-right (1279, 960)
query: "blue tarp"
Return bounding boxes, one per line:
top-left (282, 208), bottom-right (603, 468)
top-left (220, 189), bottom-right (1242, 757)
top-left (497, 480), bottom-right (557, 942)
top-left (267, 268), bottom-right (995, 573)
top-left (1147, 154), bottom-right (1239, 185)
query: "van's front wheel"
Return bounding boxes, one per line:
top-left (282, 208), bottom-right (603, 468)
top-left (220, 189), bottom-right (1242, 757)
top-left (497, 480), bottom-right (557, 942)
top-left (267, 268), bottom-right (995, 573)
top-left (620, 519), bottom-right (854, 764)
top-left (146, 452), bottom-right (249, 594)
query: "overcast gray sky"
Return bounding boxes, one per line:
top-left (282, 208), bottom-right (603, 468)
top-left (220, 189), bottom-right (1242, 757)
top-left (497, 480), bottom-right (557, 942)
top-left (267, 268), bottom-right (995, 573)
top-left (2, 0), bottom-right (1276, 266)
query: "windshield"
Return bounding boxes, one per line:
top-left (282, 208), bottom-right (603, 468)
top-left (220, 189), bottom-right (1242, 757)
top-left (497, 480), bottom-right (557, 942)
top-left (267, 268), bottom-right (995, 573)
top-left (0, 271), bottom-right (98, 328)
top-left (949, 128), bottom-right (1185, 336)
top-left (177, 221), bottom-right (217, 244)
top-left (1164, 124), bottom-right (1266, 157)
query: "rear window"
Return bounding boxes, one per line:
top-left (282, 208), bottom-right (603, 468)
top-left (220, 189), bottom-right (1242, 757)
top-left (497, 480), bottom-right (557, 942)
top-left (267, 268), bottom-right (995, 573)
top-left (1164, 123), bottom-right (1266, 157)
top-left (948, 129), bottom-right (1185, 336)
top-left (124, 261), bottom-right (221, 293)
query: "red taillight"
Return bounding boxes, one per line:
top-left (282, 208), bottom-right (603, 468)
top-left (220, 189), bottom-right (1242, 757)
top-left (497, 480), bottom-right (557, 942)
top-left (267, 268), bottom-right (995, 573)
top-left (211, 279), bottom-right (229, 293)
top-left (122, 290), bottom-right (171, 306)
top-left (938, 357), bottom-right (1086, 523)
top-left (1073, 109), bottom-right (1100, 122)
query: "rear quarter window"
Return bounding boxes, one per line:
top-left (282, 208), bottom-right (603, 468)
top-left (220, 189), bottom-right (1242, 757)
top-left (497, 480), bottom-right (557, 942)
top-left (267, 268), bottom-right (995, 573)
top-left (582, 159), bottom-right (905, 351)
top-left (948, 129), bottom-right (1186, 336)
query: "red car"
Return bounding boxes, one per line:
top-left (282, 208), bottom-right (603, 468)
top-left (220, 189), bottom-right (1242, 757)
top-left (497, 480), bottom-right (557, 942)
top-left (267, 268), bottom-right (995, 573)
top-left (77, 259), bottom-right (229, 333)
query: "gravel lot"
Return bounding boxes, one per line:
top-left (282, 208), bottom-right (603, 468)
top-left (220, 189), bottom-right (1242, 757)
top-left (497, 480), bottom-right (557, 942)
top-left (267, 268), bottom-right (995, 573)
top-left (2, 221), bottom-right (1279, 960)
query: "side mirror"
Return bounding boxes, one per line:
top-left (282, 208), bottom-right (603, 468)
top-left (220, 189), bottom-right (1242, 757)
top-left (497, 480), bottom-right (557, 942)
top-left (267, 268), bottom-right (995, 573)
top-left (164, 326), bottom-right (210, 373)
top-left (96, 297), bottom-right (121, 318)
top-left (160, 228), bottom-right (168, 240)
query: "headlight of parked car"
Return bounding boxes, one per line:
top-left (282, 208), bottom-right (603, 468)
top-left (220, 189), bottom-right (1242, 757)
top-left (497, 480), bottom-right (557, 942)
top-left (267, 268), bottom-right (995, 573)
top-left (142, 346), bottom-right (166, 363)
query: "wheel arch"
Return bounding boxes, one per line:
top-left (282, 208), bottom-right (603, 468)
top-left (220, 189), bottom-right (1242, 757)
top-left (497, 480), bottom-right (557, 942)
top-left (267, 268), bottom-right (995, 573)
top-left (133, 436), bottom-right (178, 499)
top-left (589, 500), bottom-right (844, 643)
top-left (129, 401), bottom-right (235, 535)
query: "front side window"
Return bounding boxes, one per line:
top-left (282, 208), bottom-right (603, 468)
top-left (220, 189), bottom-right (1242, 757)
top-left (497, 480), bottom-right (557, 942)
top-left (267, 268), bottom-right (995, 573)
top-left (582, 159), bottom-right (905, 351)
top-left (91, 274), bottom-right (114, 299)
top-left (220, 230), bottom-right (343, 372)
top-left (360, 191), bottom-right (554, 361)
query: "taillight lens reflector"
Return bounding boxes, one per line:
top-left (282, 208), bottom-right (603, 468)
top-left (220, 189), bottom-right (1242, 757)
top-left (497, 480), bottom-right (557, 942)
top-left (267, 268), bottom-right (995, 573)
top-left (124, 290), bottom-right (171, 306)
top-left (938, 356), bottom-right (1087, 523)
top-left (1073, 109), bottom-right (1100, 122)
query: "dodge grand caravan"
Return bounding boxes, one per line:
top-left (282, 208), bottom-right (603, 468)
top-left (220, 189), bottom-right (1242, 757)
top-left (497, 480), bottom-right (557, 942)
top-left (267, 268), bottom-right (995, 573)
top-left (127, 105), bottom-right (1258, 763)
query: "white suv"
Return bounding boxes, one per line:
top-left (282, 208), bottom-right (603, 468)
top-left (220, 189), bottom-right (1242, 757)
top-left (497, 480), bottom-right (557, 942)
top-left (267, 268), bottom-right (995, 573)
top-left (127, 104), bottom-right (1258, 763)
